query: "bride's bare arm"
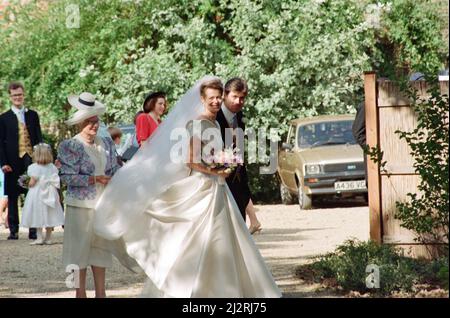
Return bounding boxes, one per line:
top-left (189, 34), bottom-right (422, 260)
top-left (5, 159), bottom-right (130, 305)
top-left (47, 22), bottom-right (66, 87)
top-left (187, 137), bottom-right (230, 177)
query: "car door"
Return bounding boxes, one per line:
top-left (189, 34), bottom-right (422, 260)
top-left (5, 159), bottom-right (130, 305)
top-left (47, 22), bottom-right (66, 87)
top-left (278, 124), bottom-right (298, 191)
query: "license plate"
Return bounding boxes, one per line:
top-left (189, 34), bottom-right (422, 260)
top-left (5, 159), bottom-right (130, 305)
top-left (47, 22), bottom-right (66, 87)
top-left (334, 180), bottom-right (366, 191)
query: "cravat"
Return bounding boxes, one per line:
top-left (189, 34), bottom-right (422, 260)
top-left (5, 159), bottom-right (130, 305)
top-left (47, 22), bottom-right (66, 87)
top-left (14, 108), bottom-right (25, 124)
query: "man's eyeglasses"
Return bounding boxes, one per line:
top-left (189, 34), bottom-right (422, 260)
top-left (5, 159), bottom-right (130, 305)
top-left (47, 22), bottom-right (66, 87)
top-left (10, 93), bottom-right (24, 98)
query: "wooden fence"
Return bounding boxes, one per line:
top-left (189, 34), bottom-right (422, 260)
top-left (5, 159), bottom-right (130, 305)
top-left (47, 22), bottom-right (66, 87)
top-left (364, 72), bottom-right (449, 259)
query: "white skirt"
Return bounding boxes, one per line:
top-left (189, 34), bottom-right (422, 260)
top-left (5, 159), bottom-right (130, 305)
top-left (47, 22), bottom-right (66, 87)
top-left (21, 187), bottom-right (65, 228)
top-left (62, 205), bottom-right (112, 270)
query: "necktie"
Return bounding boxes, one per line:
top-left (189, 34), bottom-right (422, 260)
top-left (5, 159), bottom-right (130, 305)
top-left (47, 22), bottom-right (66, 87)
top-left (230, 114), bottom-right (241, 182)
top-left (231, 114), bottom-right (238, 129)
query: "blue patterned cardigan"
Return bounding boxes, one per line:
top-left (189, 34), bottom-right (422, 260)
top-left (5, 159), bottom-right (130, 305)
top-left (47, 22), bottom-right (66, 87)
top-left (57, 137), bottom-right (120, 204)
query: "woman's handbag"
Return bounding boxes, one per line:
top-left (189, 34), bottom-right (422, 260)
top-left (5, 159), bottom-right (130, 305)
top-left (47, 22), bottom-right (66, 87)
top-left (121, 145), bottom-right (139, 162)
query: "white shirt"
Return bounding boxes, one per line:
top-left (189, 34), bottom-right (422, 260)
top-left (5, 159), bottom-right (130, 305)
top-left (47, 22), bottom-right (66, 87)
top-left (11, 105), bottom-right (26, 124)
top-left (221, 104), bottom-right (236, 127)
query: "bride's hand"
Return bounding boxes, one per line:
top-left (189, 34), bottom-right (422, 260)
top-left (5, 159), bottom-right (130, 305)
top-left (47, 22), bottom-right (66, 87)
top-left (215, 168), bottom-right (231, 179)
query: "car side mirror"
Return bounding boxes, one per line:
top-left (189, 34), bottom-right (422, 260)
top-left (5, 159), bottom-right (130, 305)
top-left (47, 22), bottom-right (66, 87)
top-left (281, 142), bottom-right (294, 151)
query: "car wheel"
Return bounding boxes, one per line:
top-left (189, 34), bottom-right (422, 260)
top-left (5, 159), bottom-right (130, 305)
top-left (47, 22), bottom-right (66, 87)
top-left (298, 183), bottom-right (312, 210)
top-left (280, 183), bottom-right (296, 205)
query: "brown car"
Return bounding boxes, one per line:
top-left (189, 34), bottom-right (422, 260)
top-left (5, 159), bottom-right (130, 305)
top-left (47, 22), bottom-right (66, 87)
top-left (277, 115), bottom-right (367, 209)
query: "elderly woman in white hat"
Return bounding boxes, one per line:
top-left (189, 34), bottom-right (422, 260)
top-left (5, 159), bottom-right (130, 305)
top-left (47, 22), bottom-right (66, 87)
top-left (57, 92), bottom-right (120, 298)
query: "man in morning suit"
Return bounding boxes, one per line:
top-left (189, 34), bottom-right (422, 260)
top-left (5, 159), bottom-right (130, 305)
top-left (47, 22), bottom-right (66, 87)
top-left (215, 78), bottom-right (252, 220)
top-left (0, 82), bottom-right (43, 240)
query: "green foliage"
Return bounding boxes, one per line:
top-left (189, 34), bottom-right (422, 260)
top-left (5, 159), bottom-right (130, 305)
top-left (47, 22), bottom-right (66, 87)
top-left (247, 164), bottom-right (280, 203)
top-left (1, 0), bottom-right (446, 129)
top-left (300, 239), bottom-right (449, 296)
top-left (395, 82), bottom-right (449, 248)
top-left (217, 0), bottom-right (372, 133)
top-left (375, 0), bottom-right (447, 78)
top-left (437, 260), bottom-right (449, 290)
top-left (42, 131), bottom-right (59, 159)
top-left (363, 144), bottom-right (389, 175)
top-left (0, 0), bottom-right (447, 202)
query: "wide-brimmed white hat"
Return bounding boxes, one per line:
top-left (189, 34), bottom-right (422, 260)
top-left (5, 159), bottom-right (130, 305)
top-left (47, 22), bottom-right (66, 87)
top-left (65, 92), bottom-right (106, 125)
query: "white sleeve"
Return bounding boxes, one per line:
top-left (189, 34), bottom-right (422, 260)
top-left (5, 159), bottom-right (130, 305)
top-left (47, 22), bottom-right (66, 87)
top-left (27, 164), bottom-right (39, 177)
top-left (49, 164), bottom-right (61, 184)
top-left (49, 163), bottom-right (59, 174)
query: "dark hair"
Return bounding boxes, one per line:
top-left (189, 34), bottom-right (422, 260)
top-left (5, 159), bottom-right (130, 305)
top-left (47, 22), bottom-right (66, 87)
top-left (8, 81), bottom-right (25, 94)
top-left (143, 92), bottom-right (166, 113)
top-left (224, 77), bottom-right (248, 96)
top-left (200, 79), bottom-right (223, 97)
top-left (107, 126), bottom-right (123, 140)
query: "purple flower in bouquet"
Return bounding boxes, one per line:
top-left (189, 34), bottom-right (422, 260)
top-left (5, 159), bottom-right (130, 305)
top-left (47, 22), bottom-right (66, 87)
top-left (232, 153), bottom-right (244, 165)
top-left (203, 153), bottom-right (218, 168)
top-left (202, 147), bottom-right (243, 174)
top-left (18, 174), bottom-right (31, 189)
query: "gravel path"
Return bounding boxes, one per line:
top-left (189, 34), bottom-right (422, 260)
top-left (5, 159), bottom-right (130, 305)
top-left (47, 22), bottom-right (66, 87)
top-left (0, 199), bottom-right (368, 298)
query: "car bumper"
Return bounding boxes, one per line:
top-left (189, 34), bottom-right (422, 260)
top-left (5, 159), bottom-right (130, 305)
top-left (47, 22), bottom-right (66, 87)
top-left (303, 171), bottom-right (367, 195)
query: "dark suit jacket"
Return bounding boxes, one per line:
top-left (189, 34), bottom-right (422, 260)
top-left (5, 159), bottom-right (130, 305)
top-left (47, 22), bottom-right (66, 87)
top-left (0, 109), bottom-right (42, 196)
top-left (352, 102), bottom-right (368, 183)
top-left (352, 102), bottom-right (366, 148)
top-left (216, 108), bottom-right (251, 218)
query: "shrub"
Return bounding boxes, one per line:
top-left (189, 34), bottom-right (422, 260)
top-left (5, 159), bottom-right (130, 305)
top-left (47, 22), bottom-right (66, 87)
top-left (438, 262), bottom-right (449, 290)
top-left (298, 239), bottom-right (449, 296)
top-left (395, 81), bottom-right (449, 248)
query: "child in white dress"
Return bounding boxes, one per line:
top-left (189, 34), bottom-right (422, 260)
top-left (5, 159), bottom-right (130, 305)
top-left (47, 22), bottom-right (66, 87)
top-left (21, 143), bottom-right (64, 245)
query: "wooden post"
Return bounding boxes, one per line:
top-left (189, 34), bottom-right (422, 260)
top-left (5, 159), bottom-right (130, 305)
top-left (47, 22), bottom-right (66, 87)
top-left (364, 72), bottom-right (382, 244)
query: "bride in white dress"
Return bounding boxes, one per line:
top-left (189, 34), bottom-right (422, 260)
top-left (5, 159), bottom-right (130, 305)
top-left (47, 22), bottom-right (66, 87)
top-left (94, 76), bottom-right (281, 298)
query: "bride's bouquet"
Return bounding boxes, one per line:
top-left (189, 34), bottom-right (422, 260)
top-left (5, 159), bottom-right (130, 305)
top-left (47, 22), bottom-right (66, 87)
top-left (203, 147), bottom-right (244, 174)
top-left (18, 173), bottom-right (31, 189)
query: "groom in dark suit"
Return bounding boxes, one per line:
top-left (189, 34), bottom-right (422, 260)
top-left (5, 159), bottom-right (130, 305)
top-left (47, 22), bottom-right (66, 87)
top-left (216, 78), bottom-right (252, 220)
top-left (0, 82), bottom-right (42, 240)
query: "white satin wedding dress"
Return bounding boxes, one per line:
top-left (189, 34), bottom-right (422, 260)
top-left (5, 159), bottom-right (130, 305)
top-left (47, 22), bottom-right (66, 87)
top-left (94, 77), bottom-right (281, 298)
top-left (113, 120), bottom-right (280, 297)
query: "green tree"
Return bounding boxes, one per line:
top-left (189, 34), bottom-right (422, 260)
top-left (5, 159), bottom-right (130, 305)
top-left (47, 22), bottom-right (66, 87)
top-left (0, 0), bottom-right (447, 202)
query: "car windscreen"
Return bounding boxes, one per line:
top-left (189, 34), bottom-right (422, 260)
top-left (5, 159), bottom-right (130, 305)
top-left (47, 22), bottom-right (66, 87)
top-left (297, 120), bottom-right (356, 148)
